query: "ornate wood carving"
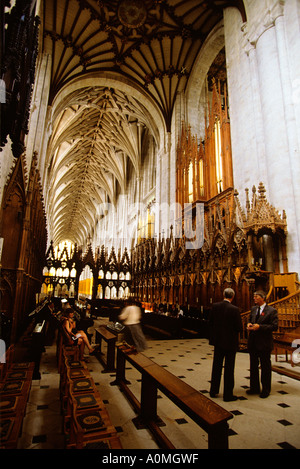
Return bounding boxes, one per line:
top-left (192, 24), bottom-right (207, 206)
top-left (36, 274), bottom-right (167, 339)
top-left (176, 80), bottom-right (233, 206)
top-left (0, 0), bottom-right (40, 157)
top-left (43, 242), bottom-right (131, 300)
top-left (176, 124), bottom-right (205, 206)
top-left (132, 183), bottom-right (288, 312)
top-left (0, 151), bottom-right (47, 343)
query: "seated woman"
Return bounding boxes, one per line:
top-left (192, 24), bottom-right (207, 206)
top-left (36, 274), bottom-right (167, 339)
top-left (63, 308), bottom-right (97, 360)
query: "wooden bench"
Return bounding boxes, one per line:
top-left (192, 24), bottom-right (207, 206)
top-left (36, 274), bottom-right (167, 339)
top-left (95, 326), bottom-right (117, 372)
top-left (112, 345), bottom-right (233, 449)
top-left (58, 347), bottom-right (122, 450)
top-left (142, 314), bottom-right (180, 338)
top-left (272, 365), bottom-right (300, 381)
top-left (63, 376), bottom-right (103, 435)
top-left (67, 400), bottom-right (118, 449)
top-left (60, 356), bottom-right (90, 423)
top-left (0, 345), bottom-right (35, 403)
top-left (0, 347), bottom-right (35, 449)
top-left (59, 349), bottom-right (88, 413)
top-left (142, 324), bottom-right (173, 338)
top-left (273, 326), bottom-right (300, 367)
top-left (142, 314), bottom-right (209, 339)
top-left (0, 411), bottom-right (24, 449)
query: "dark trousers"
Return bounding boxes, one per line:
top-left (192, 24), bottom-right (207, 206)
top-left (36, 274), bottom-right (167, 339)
top-left (210, 346), bottom-right (236, 399)
top-left (249, 349), bottom-right (272, 394)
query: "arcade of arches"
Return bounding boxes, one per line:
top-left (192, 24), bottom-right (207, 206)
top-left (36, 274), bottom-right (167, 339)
top-left (1, 0), bottom-right (300, 348)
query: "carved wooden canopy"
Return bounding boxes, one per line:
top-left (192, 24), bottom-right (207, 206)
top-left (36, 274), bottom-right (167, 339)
top-left (236, 182), bottom-right (287, 236)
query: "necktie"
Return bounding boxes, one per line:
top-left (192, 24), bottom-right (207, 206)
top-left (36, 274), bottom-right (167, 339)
top-left (255, 307), bottom-right (260, 322)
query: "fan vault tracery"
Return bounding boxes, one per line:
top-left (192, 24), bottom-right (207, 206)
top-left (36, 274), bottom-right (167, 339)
top-left (43, 0), bottom-right (246, 117)
top-left (40, 0), bottom-right (247, 247)
top-left (46, 85), bottom-right (159, 245)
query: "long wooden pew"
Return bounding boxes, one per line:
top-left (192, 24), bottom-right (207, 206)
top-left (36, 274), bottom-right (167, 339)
top-left (112, 344), bottom-right (233, 449)
top-left (142, 313), bottom-right (209, 339)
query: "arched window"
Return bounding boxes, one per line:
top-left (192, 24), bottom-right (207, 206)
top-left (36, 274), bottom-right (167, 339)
top-left (79, 265), bottom-right (93, 298)
top-left (97, 284), bottom-right (103, 299)
top-left (70, 268), bottom-right (76, 278)
top-left (56, 267), bottom-right (63, 277)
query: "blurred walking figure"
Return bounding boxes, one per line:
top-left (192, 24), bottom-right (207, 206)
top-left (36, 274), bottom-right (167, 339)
top-left (119, 300), bottom-right (148, 352)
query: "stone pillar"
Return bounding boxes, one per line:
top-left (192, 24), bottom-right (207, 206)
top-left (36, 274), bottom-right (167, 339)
top-left (155, 136), bottom-right (172, 237)
top-left (224, 1), bottom-right (300, 273)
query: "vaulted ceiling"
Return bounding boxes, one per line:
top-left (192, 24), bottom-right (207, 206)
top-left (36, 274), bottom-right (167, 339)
top-left (41, 0), bottom-right (246, 246)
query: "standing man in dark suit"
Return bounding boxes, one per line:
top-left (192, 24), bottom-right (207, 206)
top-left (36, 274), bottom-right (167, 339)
top-left (247, 290), bottom-right (278, 398)
top-left (209, 288), bottom-right (243, 402)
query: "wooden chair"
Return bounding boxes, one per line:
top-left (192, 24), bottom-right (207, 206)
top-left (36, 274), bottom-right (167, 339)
top-left (63, 375), bottom-right (99, 433)
top-left (0, 361), bottom-right (35, 449)
top-left (0, 394), bottom-right (26, 415)
top-left (0, 411), bottom-right (24, 449)
top-left (0, 378), bottom-right (32, 401)
top-left (59, 352), bottom-right (85, 409)
top-left (60, 362), bottom-right (90, 401)
top-left (67, 400), bottom-right (119, 449)
top-left (63, 384), bottom-right (105, 436)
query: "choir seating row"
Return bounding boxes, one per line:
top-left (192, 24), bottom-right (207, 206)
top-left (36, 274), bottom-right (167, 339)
top-left (56, 317), bottom-right (80, 373)
top-left (0, 345), bottom-right (35, 449)
top-left (59, 345), bottom-right (122, 449)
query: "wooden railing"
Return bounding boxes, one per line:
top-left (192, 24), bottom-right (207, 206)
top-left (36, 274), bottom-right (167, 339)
top-left (270, 289), bottom-right (300, 331)
top-left (240, 288), bottom-right (300, 345)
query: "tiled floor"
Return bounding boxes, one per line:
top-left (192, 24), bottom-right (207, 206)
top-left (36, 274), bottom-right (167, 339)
top-left (17, 318), bottom-right (300, 450)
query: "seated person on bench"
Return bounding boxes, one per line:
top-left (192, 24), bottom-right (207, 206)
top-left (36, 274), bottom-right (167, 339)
top-left (63, 308), bottom-right (97, 359)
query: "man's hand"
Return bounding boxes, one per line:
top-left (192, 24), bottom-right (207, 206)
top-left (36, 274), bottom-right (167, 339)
top-left (247, 323), bottom-right (260, 331)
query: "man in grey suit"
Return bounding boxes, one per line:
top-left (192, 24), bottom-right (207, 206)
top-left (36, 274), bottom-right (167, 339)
top-left (209, 288), bottom-right (243, 402)
top-left (247, 290), bottom-right (278, 398)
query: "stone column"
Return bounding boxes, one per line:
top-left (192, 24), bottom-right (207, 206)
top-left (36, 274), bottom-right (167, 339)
top-left (224, 1), bottom-right (300, 273)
